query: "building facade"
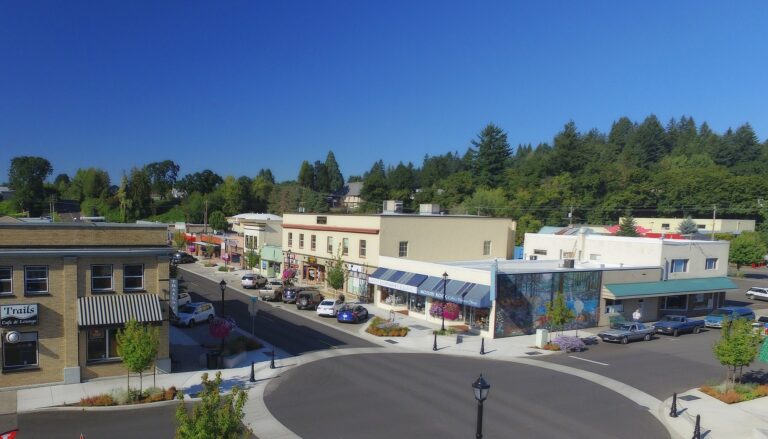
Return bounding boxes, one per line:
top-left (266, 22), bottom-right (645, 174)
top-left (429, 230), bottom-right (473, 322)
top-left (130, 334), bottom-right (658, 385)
top-left (0, 223), bottom-right (171, 389)
top-left (628, 217), bottom-right (755, 235)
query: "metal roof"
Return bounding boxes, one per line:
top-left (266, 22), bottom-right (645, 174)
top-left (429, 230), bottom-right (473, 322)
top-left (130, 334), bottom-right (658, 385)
top-left (604, 277), bottom-right (737, 298)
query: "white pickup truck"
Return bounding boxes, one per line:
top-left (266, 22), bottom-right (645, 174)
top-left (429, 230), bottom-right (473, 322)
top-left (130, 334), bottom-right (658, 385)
top-left (256, 279), bottom-right (285, 302)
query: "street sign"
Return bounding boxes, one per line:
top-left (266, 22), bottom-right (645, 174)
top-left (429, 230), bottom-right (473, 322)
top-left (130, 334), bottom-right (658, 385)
top-left (170, 278), bottom-right (179, 316)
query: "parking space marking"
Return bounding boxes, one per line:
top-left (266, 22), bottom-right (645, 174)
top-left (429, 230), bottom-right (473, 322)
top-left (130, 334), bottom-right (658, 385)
top-left (568, 356), bottom-right (609, 366)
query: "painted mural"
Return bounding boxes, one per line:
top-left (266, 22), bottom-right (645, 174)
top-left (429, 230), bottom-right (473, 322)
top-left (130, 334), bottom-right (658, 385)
top-left (494, 271), bottom-right (601, 338)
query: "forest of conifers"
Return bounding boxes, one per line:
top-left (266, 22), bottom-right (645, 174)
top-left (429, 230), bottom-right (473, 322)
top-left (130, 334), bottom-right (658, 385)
top-left (4, 114), bottom-right (768, 240)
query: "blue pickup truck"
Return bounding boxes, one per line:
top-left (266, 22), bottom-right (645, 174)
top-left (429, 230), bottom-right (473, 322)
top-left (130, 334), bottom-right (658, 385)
top-left (653, 315), bottom-right (705, 336)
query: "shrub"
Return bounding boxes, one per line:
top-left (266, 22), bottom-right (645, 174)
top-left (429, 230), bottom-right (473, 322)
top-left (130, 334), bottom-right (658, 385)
top-left (111, 388), bottom-right (131, 405)
top-left (553, 335), bottom-right (586, 352)
top-left (80, 394), bottom-right (116, 406)
top-left (218, 266), bottom-right (229, 272)
top-left (542, 343), bottom-right (561, 351)
top-left (720, 390), bottom-right (743, 404)
top-left (756, 385), bottom-right (768, 397)
top-left (165, 386), bottom-right (178, 401)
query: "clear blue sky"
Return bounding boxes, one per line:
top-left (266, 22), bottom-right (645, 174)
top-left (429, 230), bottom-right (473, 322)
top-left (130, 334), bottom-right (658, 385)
top-left (1, 1), bottom-right (767, 184)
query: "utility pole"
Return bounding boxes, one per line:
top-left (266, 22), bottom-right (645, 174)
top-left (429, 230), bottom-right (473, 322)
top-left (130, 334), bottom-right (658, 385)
top-left (568, 205), bottom-right (574, 227)
top-left (711, 205), bottom-right (716, 241)
top-left (204, 198), bottom-right (209, 235)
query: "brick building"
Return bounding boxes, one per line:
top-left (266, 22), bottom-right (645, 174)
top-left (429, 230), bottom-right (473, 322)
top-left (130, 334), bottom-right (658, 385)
top-left (0, 222), bottom-right (171, 389)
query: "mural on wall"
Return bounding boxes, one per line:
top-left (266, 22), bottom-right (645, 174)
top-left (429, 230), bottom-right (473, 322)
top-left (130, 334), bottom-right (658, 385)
top-left (494, 271), bottom-right (601, 338)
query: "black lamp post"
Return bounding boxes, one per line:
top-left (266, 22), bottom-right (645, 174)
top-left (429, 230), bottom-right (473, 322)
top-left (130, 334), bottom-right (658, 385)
top-left (472, 374), bottom-right (490, 439)
top-left (441, 272), bottom-right (448, 331)
top-left (219, 279), bottom-right (227, 316)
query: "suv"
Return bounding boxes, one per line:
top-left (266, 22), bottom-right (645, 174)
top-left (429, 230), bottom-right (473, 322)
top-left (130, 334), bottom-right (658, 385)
top-left (746, 287), bottom-right (768, 302)
top-left (171, 252), bottom-right (196, 264)
top-left (282, 286), bottom-right (303, 304)
top-left (241, 273), bottom-right (267, 289)
top-left (704, 306), bottom-right (755, 328)
top-left (172, 302), bottom-right (215, 327)
top-left (296, 290), bottom-right (324, 310)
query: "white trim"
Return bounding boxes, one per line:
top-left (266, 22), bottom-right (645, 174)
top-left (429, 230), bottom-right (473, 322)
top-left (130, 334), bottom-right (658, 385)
top-left (368, 277), bottom-right (418, 294)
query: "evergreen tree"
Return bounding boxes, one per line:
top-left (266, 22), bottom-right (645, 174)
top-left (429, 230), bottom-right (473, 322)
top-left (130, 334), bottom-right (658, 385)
top-left (608, 117), bottom-right (635, 151)
top-left (297, 161), bottom-right (315, 189)
top-left (472, 123), bottom-right (510, 188)
top-left (360, 160), bottom-right (389, 209)
top-left (325, 151), bottom-right (344, 193)
top-left (8, 156), bottom-right (53, 215)
top-left (677, 216), bottom-right (698, 235)
top-left (313, 160), bottom-right (330, 193)
top-left (626, 115), bottom-right (668, 168)
top-left (616, 210), bottom-right (639, 236)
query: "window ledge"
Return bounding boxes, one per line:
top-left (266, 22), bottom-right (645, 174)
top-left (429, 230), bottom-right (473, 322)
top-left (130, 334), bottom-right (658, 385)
top-left (91, 290), bottom-right (116, 294)
top-left (2, 365), bottom-right (40, 373)
top-left (86, 358), bottom-right (122, 365)
top-left (0, 294), bottom-right (16, 299)
top-left (124, 289), bottom-right (147, 293)
top-left (24, 293), bottom-right (51, 297)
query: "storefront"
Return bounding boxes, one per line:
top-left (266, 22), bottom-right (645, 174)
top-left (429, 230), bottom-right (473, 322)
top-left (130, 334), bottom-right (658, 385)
top-left (302, 256), bottom-right (325, 284)
top-left (259, 245), bottom-right (283, 278)
top-left (1, 303), bottom-right (40, 372)
top-left (346, 264), bottom-right (370, 302)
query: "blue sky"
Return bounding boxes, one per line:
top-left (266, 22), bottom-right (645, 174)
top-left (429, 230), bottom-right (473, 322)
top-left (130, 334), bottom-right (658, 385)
top-left (1, 1), bottom-right (767, 184)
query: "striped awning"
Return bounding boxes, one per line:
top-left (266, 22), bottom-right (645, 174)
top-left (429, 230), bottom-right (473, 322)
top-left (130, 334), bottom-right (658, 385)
top-left (77, 293), bottom-right (163, 327)
top-left (369, 268), bottom-right (428, 293)
top-left (418, 277), bottom-right (491, 308)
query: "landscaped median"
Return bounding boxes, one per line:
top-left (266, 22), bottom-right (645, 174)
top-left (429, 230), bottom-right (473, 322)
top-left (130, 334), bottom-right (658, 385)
top-left (365, 316), bottom-right (411, 337)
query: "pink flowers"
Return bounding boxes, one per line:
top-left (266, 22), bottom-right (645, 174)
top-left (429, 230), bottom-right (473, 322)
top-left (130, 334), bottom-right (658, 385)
top-left (429, 301), bottom-right (461, 320)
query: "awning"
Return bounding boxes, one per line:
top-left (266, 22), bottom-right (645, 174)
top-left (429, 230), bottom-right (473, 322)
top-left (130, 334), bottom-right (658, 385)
top-left (418, 277), bottom-right (470, 303)
top-left (77, 293), bottom-right (164, 327)
top-left (260, 245), bottom-right (283, 262)
top-left (604, 277), bottom-right (737, 299)
top-left (369, 268), bottom-right (427, 293)
top-left (463, 284), bottom-right (492, 308)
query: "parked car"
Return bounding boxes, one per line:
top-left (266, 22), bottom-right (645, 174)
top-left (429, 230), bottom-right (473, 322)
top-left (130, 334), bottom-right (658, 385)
top-left (597, 322), bottom-right (655, 344)
top-left (746, 287), bottom-right (768, 301)
top-left (177, 292), bottom-right (192, 306)
top-left (317, 299), bottom-right (345, 317)
top-left (282, 286), bottom-right (303, 304)
top-left (241, 273), bottom-right (267, 289)
top-left (653, 315), bottom-right (705, 337)
top-left (753, 315), bottom-right (768, 335)
top-left (337, 304), bottom-right (369, 323)
top-left (296, 290), bottom-right (324, 310)
top-left (704, 306), bottom-right (755, 328)
top-left (172, 302), bottom-right (215, 327)
top-left (257, 280), bottom-right (284, 302)
top-left (171, 252), bottom-right (196, 264)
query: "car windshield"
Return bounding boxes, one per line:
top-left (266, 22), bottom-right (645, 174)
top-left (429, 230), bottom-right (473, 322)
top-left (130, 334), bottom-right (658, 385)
top-left (242, 275), bottom-right (253, 280)
top-left (660, 316), bottom-right (682, 322)
top-left (710, 309), bottom-right (731, 316)
top-left (617, 324), bottom-right (633, 331)
top-left (179, 305), bottom-right (195, 314)
top-left (320, 300), bottom-right (335, 306)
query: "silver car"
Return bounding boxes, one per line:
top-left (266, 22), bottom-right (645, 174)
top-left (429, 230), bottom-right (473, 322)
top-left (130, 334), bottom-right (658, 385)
top-left (597, 322), bottom-right (655, 344)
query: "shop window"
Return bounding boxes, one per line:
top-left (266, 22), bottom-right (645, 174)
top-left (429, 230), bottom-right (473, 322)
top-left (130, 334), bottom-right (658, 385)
top-left (661, 295), bottom-right (688, 310)
top-left (311, 235), bottom-right (317, 251)
top-left (91, 264), bottom-right (114, 292)
top-left (2, 332), bottom-right (38, 370)
top-left (359, 240), bottom-right (367, 258)
top-left (705, 258), bottom-right (718, 270)
top-left (299, 234), bottom-right (304, 249)
top-left (87, 328), bottom-right (120, 361)
top-left (408, 293), bottom-right (425, 314)
top-left (124, 264), bottom-right (144, 291)
top-left (381, 288), bottom-right (406, 306)
top-left (288, 233), bottom-right (293, 247)
top-left (0, 266), bottom-right (11, 295)
top-left (691, 293), bottom-right (713, 310)
top-left (670, 259), bottom-right (689, 273)
top-left (327, 237), bottom-right (333, 254)
top-left (24, 266), bottom-right (48, 295)
top-left (342, 238), bottom-right (349, 256)
top-left (398, 241), bottom-right (408, 257)
top-left (483, 241), bottom-right (491, 256)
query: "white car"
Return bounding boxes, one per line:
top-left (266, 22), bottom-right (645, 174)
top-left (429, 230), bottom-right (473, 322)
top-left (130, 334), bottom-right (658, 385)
top-left (178, 292), bottom-right (192, 306)
top-left (316, 299), bottom-right (344, 317)
top-left (173, 302), bottom-right (215, 327)
top-left (746, 287), bottom-right (768, 301)
top-left (241, 274), bottom-right (266, 289)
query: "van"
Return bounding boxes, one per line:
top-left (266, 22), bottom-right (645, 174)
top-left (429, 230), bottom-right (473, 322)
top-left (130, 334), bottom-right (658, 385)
top-left (704, 306), bottom-right (755, 328)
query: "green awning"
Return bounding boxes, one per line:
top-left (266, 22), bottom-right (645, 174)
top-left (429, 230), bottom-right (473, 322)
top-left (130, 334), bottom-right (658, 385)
top-left (260, 245), bottom-right (283, 262)
top-left (605, 277), bottom-right (737, 299)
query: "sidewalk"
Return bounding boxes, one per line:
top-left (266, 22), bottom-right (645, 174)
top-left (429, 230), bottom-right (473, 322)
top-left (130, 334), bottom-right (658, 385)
top-left (10, 261), bottom-right (768, 439)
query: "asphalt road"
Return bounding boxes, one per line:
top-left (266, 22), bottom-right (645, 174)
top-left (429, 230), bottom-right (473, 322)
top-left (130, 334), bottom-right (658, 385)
top-left (177, 269), bottom-right (379, 356)
top-left (264, 353), bottom-right (670, 439)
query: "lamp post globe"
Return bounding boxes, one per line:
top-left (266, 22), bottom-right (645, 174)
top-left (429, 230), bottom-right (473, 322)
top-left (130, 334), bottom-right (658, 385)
top-left (219, 279), bottom-right (227, 316)
top-left (472, 374), bottom-right (490, 439)
top-left (441, 272), bottom-right (448, 331)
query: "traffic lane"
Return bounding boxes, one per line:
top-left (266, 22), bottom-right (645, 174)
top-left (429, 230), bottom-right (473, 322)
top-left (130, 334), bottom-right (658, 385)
top-left (725, 275), bottom-right (768, 310)
top-left (534, 329), bottom-right (768, 399)
top-left (178, 270), bottom-right (378, 356)
top-left (264, 353), bottom-right (669, 439)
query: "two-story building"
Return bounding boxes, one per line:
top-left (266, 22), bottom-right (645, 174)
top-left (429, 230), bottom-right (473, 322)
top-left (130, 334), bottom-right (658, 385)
top-left (0, 222), bottom-right (171, 389)
top-left (228, 213), bottom-right (283, 277)
top-left (281, 206), bottom-right (516, 302)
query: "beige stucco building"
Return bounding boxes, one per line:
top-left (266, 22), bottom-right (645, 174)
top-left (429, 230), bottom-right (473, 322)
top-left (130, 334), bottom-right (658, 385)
top-left (628, 217), bottom-right (755, 235)
top-left (0, 223), bottom-right (171, 389)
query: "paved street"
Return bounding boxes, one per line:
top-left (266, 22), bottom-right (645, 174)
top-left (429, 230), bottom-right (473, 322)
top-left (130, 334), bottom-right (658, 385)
top-left (264, 353), bottom-right (670, 439)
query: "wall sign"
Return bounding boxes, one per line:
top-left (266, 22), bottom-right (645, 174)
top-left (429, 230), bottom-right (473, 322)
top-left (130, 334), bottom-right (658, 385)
top-left (1, 303), bottom-right (39, 326)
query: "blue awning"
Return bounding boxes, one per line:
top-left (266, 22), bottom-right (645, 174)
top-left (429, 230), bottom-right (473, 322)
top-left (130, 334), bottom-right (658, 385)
top-left (418, 277), bottom-right (471, 304)
top-left (463, 284), bottom-right (491, 308)
top-left (369, 268), bottom-right (428, 293)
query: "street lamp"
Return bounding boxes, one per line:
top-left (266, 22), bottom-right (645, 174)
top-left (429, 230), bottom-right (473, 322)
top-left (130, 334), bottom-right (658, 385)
top-left (219, 279), bottom-right (227, 316)
top-left (441, 272), bottom-right (448, 331)
top-left (472, 374), bottom-right (490, 439)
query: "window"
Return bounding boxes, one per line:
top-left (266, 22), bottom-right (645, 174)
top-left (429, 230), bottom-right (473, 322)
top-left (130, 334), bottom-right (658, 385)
top-left (661, 223), bottom-right (670, 230)
top-left (342, 238), bottom-right (349, 256)
top-left (562, 251), bottom-right (575, 259)
top-left (483, 241), bottom-right (491, 256)
top-left (359, 240), bottom-right (367, 258)
top-left (691, 293), bottom-right (713, 310)
top-left (317, 216), bottom-right (327, 225)
top-left (87, 328), bottom-right (120, 361)
top-left (311, 235), bottom-right (317, 251)
top-left (91, 265), bottom-right (114, 292)
top-left (661, 295), bottom-right (688, 310)
top-left (589, 253), bottom-right (601, 261)
top-left (533, 249), bottom-right (547, 255)
top-left (299, 234), bottom-right (304, 249)
top-left (0, 267), bottom-right (11, 295)
top-left (398, 241), bottom-right (408, 257)
top-left (288, 233), bottom-right (293, 247)
top-left (670, 259), bottom-right (689, 273)
top-left (124, 264), bottom-right (144, 291)
top-left (697, 224), bottom-right (706, 229)
top-left (2, 332), bottom-right (38, 370)
top-left (327, 237), bottom-right (333, 254)
top-left (245, 235), bottom-right (257, 249)
top-left (24, 266), bottom-right (48, 295)
top-left (705, 258), bottom-right (718, 270)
